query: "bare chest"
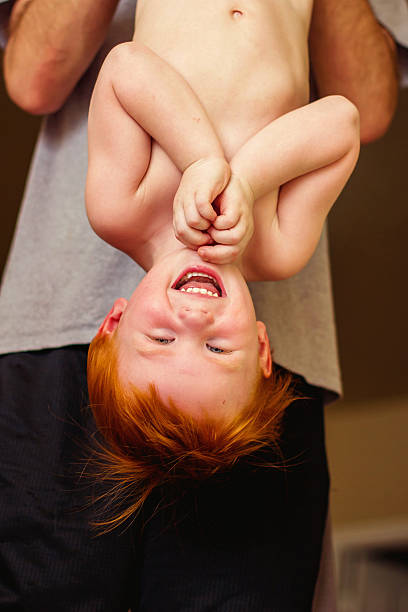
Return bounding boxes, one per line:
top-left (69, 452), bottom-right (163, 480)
top-left (135, 0), bottom-right (312, 154)
top-left (132, 0), bottom-right (312, 268)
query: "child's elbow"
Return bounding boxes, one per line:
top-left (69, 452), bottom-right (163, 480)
top-left (260, 251), bottom-right (308, 282)
top-left (331, 96), bottom-right (361, 160)
top-left (85, 184), bottom-right (116, 246)
top-left (333, 94), bottom-right (400, 149)
top-left (333, 95), bottom-right (360, 141)
top-left (269, 261), bottom-right (304, 282)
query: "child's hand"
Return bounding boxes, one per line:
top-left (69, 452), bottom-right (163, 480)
top-left (197, 174), bottom-right (254, 265)
top-left (173, 157), bottom-right (230, 249)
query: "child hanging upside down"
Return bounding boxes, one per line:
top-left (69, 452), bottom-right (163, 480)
top-left (86, 0), bottom-right (359, 528)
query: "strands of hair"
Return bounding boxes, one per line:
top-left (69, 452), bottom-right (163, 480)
top-left (87, 331), bottom-right (295, 533)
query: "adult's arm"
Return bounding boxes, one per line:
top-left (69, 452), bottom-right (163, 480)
top-left (3, 0), bottom-right (120, 114)
top-left (309, 0), bottom-right (399, 143)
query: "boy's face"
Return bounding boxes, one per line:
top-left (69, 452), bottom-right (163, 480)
top-left (101, 249), bottom-right (271, 420)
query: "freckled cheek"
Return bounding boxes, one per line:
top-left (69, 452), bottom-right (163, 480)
top-left (222, 322), bottom-right (255, 347)
top-left (229, 307), bottom-right (257, 332)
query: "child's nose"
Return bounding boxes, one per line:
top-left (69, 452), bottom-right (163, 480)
top-left (177, 305), bottom-right (214, 328)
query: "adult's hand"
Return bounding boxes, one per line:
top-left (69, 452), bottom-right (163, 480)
top-left (309, 0), bottom-right (399, 143)
top-left (3, 0), bottom-right (120, 114)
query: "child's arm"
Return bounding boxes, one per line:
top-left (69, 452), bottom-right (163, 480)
top-left (86, 41), bottom-right (230, 251)
top-left (199, 95), bottom-right (360, 277)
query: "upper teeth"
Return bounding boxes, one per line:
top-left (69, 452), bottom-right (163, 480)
top-left (180, 287), bottom-right (218, 297)
top-left (185, 272), bottom-right (214, 280)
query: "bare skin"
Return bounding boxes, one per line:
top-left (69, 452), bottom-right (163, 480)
top-left (3, 0), bottom-right (120, 114)
top-left (86, 0), bottom-right (360, 281)
top-left (98, 249), bottom-right (273, 420)
top-left (309, 0), bottom-right (398, 143)
top-left (4, 0), bottom-right (397, 131)
top-left (86, 0), bottom-right (361, 416)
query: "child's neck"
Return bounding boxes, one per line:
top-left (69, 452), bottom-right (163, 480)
top-left (133, 223), bottom-right (246, 277)
top-left (132, 225), bottom-right (184, 271)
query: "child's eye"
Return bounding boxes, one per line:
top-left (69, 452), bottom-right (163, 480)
top-left (206, 343), bottom-right (225, 353)
top-left (154, 338), bottom-right (174, 344)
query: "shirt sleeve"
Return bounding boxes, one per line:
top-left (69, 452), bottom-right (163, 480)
top-left (0, 0), bottom-right (14, 49)
top-left (369, 0), bottom-right (408, 87)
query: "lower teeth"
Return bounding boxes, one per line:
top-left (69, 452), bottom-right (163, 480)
top-left (180, 288), bottom-right (218, 297)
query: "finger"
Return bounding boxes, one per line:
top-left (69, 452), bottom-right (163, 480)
top-left (197, 244), bottom-right (241, 265)
top-left (208, 222), bottom-right (247, 246)
top-left (183, 199), bottom-right (212, 230)
top-left (195, 194), bottom-right (217, 222)
top-left (175, 224), bottom-right (212, 247)
top-left (174, 190), bottom-right (210, 230)
top-left (173, 208), bottom-right (213, 247)
top-left (175, 226), bottom-right (212, 248)
top-left (213, 206), bottom-right (241, 230)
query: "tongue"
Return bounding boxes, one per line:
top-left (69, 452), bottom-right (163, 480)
top-left (181, 280), bottom-right (217, 292)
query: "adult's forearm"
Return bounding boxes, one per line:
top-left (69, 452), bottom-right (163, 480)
top-left (309, 0), bottom-right (399, 143)
top-left (4, 0), bottom-right (120, 114)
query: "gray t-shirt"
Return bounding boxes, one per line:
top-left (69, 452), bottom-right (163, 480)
top-left (5, 0), bottom-right (400, 400)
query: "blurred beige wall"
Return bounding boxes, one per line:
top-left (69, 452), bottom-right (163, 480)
top-left (1, 65), bottom-right (407, 531)
top-left (326, 395), bottom-right (408, 527)
top-left (327, 88), bottom-right (408, 530)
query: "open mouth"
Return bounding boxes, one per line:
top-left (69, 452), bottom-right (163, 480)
top-left (171, 267), bottom-right (225, 298)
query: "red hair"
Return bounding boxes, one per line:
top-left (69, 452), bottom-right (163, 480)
top-left (87, 331), bottom-right (295, 532)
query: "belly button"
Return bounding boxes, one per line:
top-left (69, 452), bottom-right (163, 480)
top-left (231, 9), bottom-right (244, 19)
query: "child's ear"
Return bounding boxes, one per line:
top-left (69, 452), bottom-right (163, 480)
top-left (98, 298), bottom-right (128, 335)
top-left (256, 321), bottom-right (272, 378)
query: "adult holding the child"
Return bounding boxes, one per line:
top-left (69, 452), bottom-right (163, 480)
top-left (0, 0), bottom-right (399, 611)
